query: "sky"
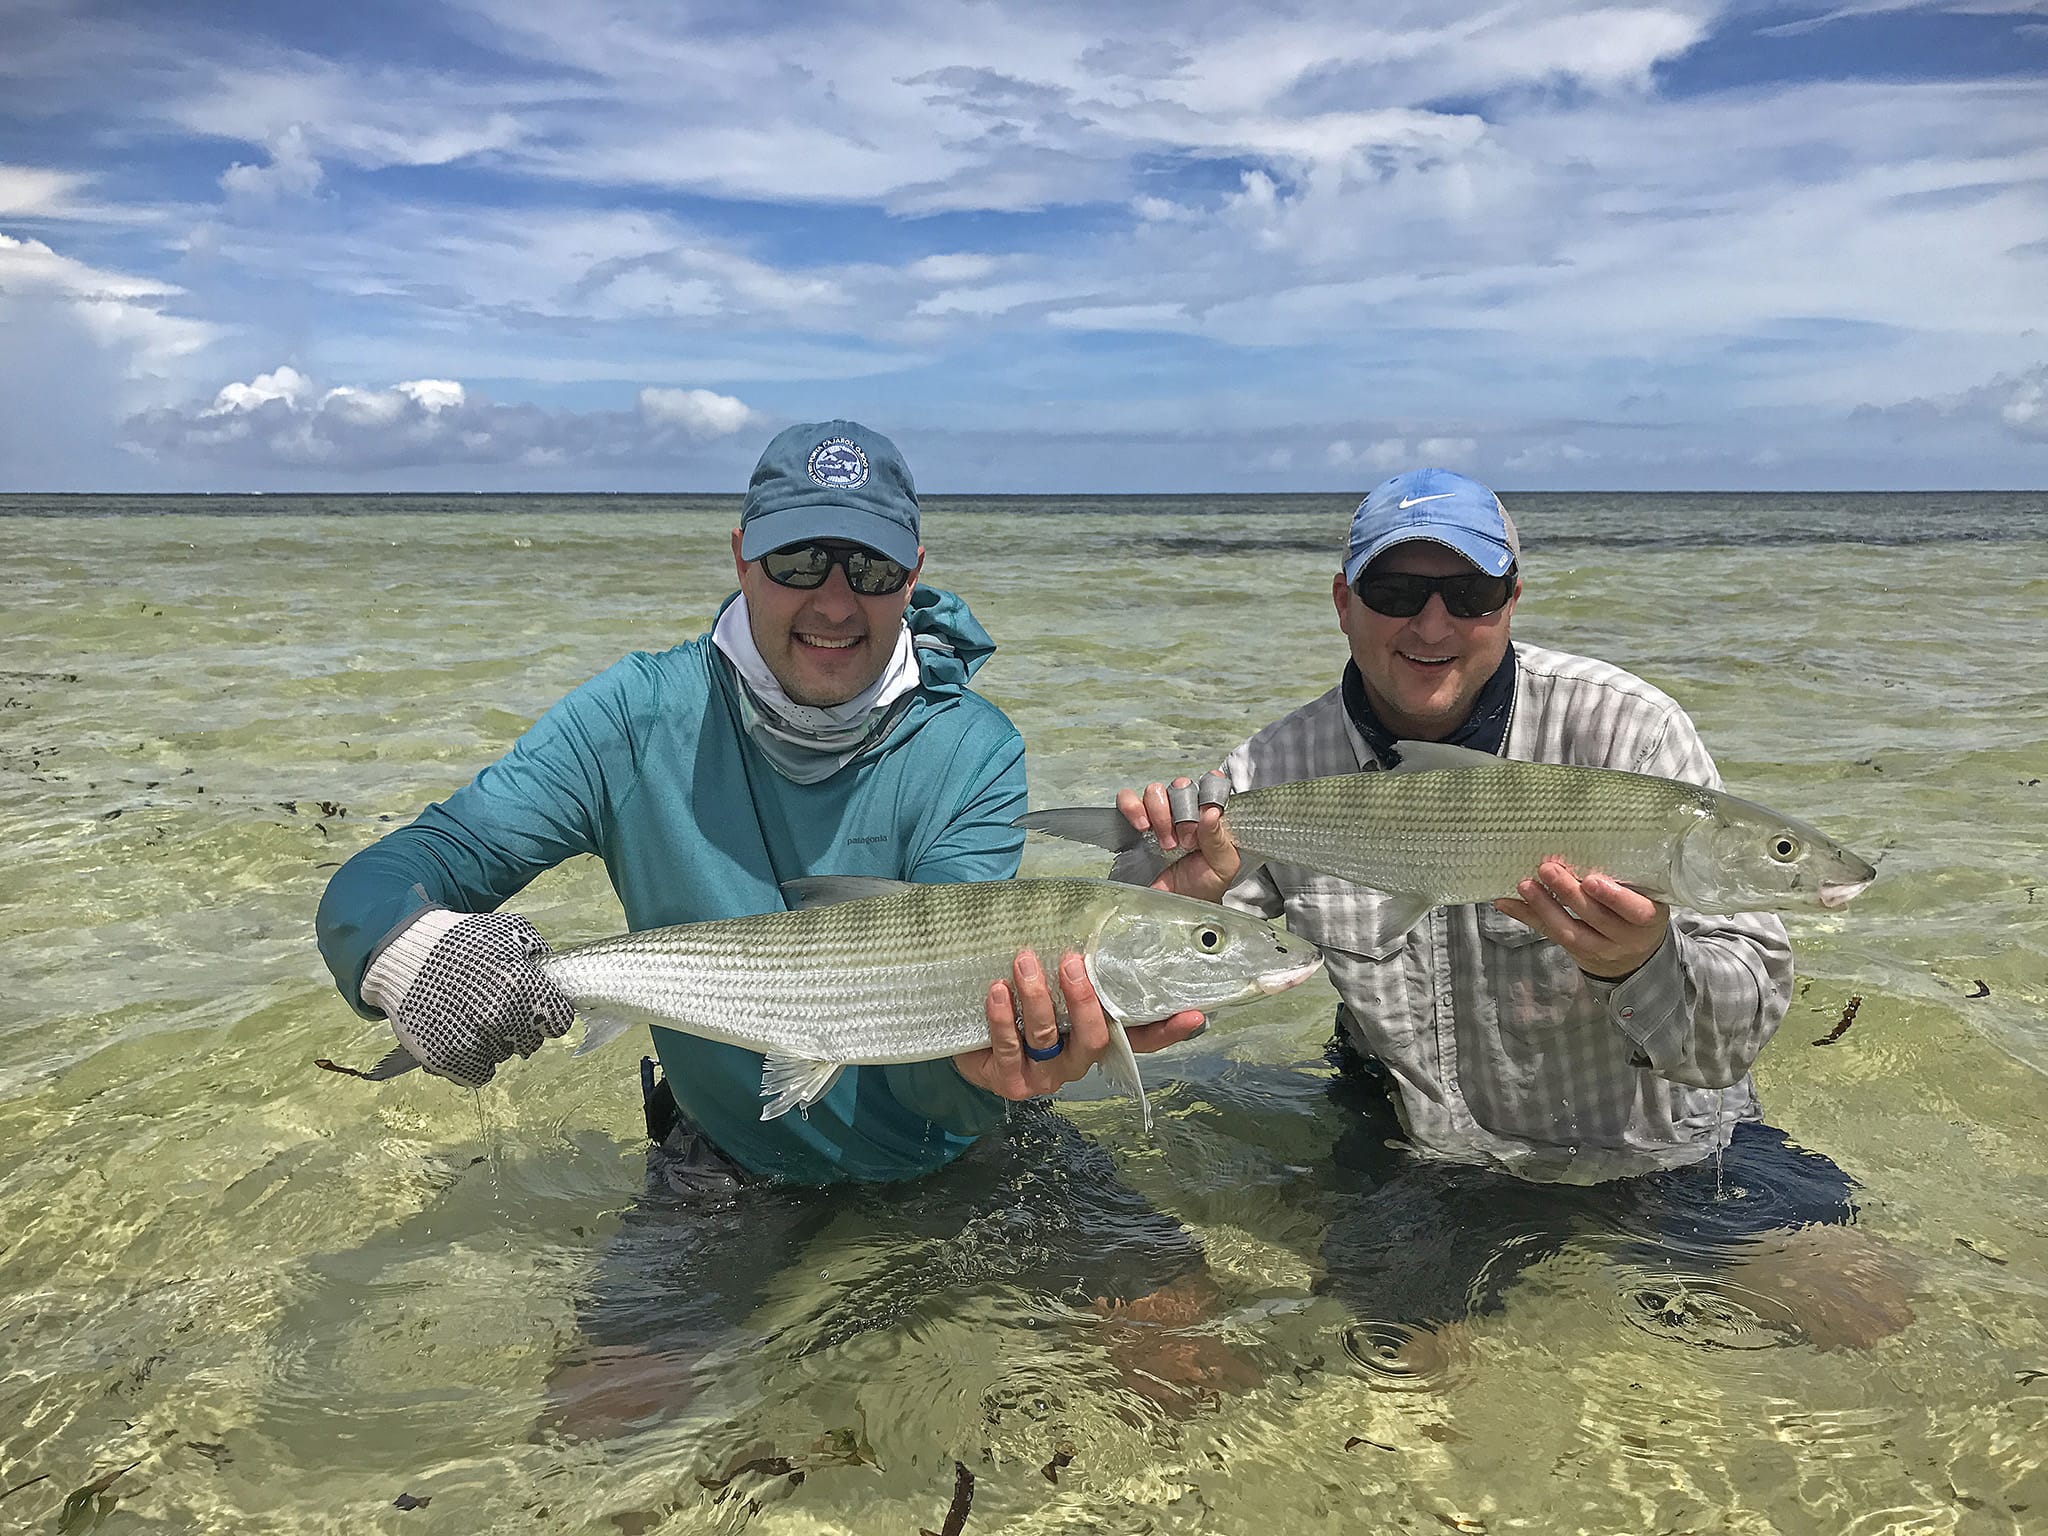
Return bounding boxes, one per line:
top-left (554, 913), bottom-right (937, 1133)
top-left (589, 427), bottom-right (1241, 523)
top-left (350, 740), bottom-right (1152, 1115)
top-left (1, 0), bottom-right (2044, 493)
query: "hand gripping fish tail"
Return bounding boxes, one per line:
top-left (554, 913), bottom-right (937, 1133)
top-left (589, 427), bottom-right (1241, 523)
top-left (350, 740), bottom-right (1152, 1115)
top-left (1017, 770), bottom-right (1229, 887)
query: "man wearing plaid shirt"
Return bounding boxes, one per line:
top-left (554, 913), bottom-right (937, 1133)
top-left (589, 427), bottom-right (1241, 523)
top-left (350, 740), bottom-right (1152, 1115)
top-left (1114, 469), bottom-right (1911, 1345)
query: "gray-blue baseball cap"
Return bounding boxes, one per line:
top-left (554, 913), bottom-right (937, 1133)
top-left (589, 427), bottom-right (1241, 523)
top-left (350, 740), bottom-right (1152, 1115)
top-left (1344, 467), bottom-right (1521, 585)
top-left (738, 420), bottom-right (921, 570)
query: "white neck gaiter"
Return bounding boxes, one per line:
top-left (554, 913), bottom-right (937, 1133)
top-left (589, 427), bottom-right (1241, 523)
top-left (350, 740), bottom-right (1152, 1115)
top-left (713, 594), bottom-right (921, 782)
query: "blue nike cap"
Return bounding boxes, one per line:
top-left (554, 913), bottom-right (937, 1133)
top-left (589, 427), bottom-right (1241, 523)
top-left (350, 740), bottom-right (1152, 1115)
top-left (739, 419), bottom-right (921, 570)
top-left (1344, 467), bottom-right (1521, 585)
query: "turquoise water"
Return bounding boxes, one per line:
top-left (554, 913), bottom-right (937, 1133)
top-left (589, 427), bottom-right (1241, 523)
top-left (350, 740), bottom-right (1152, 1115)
top-left (1, 493), bottom-right (2043, 1533)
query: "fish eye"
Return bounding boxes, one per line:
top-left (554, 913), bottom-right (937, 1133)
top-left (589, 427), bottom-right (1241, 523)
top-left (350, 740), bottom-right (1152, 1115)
top-left (1769, 836), bottom-right (1801, 863)
top-left (1198, 927), bottom-right (1221, 951)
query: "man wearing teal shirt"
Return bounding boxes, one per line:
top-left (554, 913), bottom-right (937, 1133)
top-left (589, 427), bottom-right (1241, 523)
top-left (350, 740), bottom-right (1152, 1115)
top-left (316, 419), bottom-right (1203, 1186)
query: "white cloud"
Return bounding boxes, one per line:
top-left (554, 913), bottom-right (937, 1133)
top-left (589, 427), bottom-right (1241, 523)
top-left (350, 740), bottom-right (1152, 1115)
top-left (6, 2), bottom-right (2046, 489)
top-left (220, 124), bottom-right (323, 199)
top-left (914, 281), bottom-right (1072, 319)
top-left (908, 253), bottom-right (1001, 284)
top-left (1044, 302), bottom-right (1192, 332)
top-left (172, 61), bottom-right (539, 173)
top-left (638, 386), bottom-right (754, 437)
top-left (1505, 442), bottom-right (1596, 472)
top-left (0, 232), bottom-right (218, 386)
top-left (0, 164), bottom-right (91, 217)
top-left (1416, 437), bottom-right (1480, 465)
top-left (206, 365), bottom-right (311, 413)
top-left (1326, 437), bottom-right (1417, 471)
top-left (1862, 363), bottom-right (2048, 443)
top-left (124, 366), bottom-right (763, 470)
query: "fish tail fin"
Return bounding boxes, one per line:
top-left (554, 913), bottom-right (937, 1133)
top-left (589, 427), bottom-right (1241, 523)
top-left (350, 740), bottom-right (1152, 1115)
top-left (1092, 1020), bottom-right (1152, 1134)
top-left (1108, 845), bottom-right (1173, 887)
top-left (1016, 809), bottom-right (1173, 886)
top-left (365, 1046), bottom-right (421, 1080)
top-left (759, 1053), bottom-right (846, 1120)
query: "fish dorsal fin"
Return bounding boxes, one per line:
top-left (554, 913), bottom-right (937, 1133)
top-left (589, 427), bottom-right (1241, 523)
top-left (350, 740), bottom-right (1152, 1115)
top-left (779, 875), bottom-right (916, 909)
top-left (1388, 740), bottom-right (1503, 774)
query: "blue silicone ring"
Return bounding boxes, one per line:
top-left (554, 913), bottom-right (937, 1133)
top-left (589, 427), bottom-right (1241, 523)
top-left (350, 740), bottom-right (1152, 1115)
top-left (1022, 1037), bottom-right (1066, 1062)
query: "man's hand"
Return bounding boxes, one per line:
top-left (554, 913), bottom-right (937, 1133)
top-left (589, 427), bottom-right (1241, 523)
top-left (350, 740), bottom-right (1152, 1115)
top-left (954, 949), bottom-right (1207, 1101)
top-left (1492, 857), bottom-right (1671, 981)
top-left (1115, 775), bottom-right (1241, 901)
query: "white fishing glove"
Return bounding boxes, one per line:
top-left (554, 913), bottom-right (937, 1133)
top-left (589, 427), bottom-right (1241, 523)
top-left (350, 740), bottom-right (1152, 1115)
top-left (360, 908), bottom-right (575, 1088)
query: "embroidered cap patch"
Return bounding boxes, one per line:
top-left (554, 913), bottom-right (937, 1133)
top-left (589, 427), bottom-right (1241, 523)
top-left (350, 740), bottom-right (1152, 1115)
top-left (807, 437), bottom-right (869, 489)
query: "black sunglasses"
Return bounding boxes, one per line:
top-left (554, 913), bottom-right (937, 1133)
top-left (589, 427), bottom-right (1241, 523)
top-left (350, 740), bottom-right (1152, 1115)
top-left (1355, 566), bottom-right (1517, 620)
top-left (759, 541), bottom-right (913, 597)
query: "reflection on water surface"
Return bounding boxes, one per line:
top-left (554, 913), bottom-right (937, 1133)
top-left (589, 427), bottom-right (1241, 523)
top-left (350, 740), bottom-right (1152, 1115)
top-left (0, 497), bottom-right (2043, 1533)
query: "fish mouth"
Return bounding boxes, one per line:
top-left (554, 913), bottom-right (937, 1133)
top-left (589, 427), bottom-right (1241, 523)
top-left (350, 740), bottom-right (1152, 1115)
top-left (1818, 878), bottom-right (1872, 910)
top-left (1256, 955), bottom-right (1325, 995)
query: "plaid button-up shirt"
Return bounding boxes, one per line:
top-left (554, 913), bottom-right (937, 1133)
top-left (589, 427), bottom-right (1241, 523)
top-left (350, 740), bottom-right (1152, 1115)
top-left (1220, 642), bottom-right (1794, 1184)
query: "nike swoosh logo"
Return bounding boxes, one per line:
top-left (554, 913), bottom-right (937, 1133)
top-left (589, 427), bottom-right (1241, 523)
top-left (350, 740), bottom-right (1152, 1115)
top-left (1397, 492), bottom-right (1457, 509)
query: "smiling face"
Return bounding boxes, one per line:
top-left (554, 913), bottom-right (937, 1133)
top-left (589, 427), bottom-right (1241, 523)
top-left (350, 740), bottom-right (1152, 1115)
top-left (1333, 540), bottom-right (1519, 741)
top-left (732, 529), bottom-right (923, 706)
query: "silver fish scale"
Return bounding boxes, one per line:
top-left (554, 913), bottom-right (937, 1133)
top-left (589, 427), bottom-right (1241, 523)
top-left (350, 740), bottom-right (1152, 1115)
top-left (1231, 762), bottom-right (1711, 904)
top-left (541, 879), bottom-right (1126, 1063)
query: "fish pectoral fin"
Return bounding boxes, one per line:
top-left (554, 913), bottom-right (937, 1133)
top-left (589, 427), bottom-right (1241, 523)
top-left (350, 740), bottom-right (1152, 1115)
top-left (1092, 1021), bottom-right (1153, 1134)
top-left (759, 1053), bottom-right (846, 1120)
top-left (1388, 739), bottom-right (1502, 773)
top-left (779, 876), bottom-right (917, 909)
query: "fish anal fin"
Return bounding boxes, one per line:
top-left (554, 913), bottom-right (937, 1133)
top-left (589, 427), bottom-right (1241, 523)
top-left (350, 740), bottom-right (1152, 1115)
top-left (780, 876), bottom-right (916, 909)
top-left (760, 1053), bottom-right (846, 1120)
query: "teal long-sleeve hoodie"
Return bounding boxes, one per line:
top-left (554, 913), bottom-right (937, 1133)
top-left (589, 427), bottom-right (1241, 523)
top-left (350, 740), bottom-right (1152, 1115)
top-left (316, 586), bottom-right (1027, 1185)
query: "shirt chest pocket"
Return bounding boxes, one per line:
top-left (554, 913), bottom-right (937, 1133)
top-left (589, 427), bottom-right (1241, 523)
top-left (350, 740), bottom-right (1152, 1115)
top-left (1283, 887), bottom-right (1413, 965)
top-left (1469, 903), bottom-right (1583, 1045)
top-left (1281, 887), bottom-right (1422, 1049)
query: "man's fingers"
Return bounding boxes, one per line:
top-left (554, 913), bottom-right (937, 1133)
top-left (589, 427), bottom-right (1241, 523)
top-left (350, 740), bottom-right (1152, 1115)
top-left (1011, 949), bottom-right (1063, 1057)
top-left (983, 979), bottom-right (1025, 1072)
top-left (1513, 875), bottom-right (1585, 943)
top-left (1190, 805), bottom-right (1240, 885)
top-left (1141, 781), bottom-right (1179, 849)
top-left (1056, 952), bottom-right (1108, 1061)
top-left (1116, 786), bottom-right (1150, 834)
top-left (1579, 871), bottom-right (1661, 928)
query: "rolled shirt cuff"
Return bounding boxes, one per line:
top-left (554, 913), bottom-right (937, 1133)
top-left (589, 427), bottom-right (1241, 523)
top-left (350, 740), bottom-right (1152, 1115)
top-left (360, 906), bottom-right (465, 1017)
top-left (1581, 928), bottom-right (1687, 1068)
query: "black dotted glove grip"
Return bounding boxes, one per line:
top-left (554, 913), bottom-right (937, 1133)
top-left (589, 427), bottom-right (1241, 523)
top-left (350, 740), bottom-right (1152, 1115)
top-left (391, 913), bottom-right (576, 1087)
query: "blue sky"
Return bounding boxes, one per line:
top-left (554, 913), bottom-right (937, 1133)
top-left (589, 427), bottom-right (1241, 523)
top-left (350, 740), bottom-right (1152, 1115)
top-left (1, 0), bottom-right (2043, 492)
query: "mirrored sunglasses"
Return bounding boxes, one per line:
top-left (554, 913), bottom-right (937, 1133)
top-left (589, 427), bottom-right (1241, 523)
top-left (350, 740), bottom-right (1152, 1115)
top-left (759, 541), bottom-right (912, 596)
